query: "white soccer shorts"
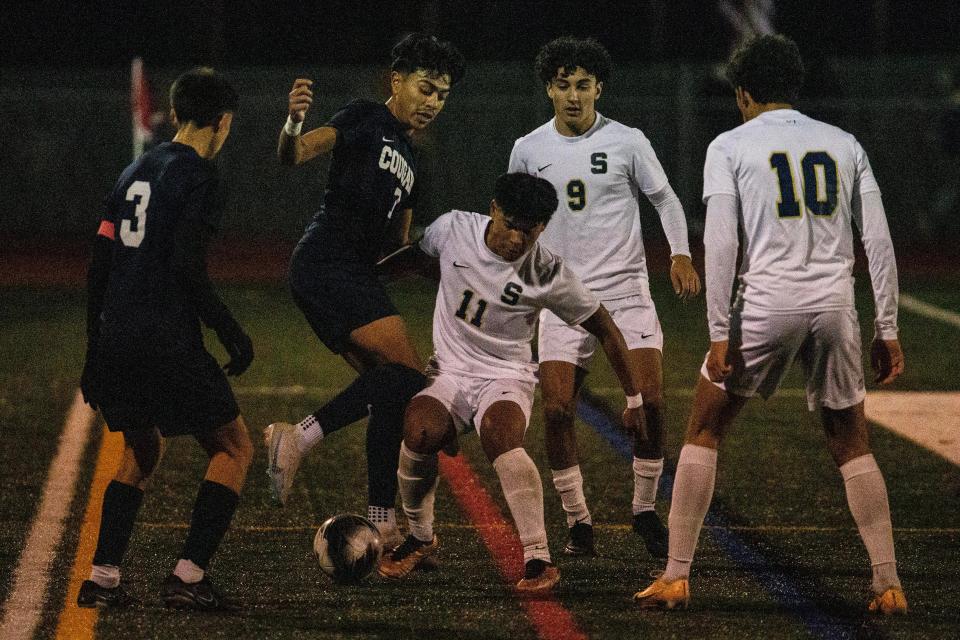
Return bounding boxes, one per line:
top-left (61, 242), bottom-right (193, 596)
top-left (702, 305), bottom-right (866, 411)
top-left (538, 293), bottom-right (663, 369)
top-left (415, 371), bottom-right (537, 435)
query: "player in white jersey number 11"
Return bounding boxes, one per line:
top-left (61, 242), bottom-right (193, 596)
top-left (634, 34), bottom-right (907, 615)
top-left (376, 173), bottom-right (649, 593)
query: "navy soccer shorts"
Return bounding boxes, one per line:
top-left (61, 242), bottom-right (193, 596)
top-left (95, 343), bottom-right (239, 436)
top-left (289, 245), bottom-right (399, 355)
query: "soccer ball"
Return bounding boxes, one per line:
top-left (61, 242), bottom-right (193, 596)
top-left (313, 514), bottom-right (383, 584)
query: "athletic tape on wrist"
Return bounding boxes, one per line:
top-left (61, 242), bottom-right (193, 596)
top-left (626, 393), bottom-right (643, 409)
top-left (284, 115), bottom-right (302, 136)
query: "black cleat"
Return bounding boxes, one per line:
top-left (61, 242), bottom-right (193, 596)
top-left (562, 521), bottom-right (596, 556)
top-left (76, 580), bottom-right (138, 609)
top-left (632, 511), bottom-right (668, 559)
top-left (161, 574), bottom-right (242, 612)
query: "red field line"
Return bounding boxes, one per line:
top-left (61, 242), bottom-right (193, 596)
top-left (439, 453), bottom-right (588, 640)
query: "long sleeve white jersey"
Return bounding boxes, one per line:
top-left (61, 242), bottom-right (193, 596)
top-left (420, 210), bottom-right (601, 383)
top-left (508, 114), bottom-right (690, 299)
top-left (703, 109), bottom-right (899, 341)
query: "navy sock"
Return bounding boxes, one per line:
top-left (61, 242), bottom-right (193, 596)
top-left (314, 363), bottom-right (426, 437)
top-left (366, 403), bottom-right (405, 508)
top-left (181, 480), bottom-right (239, 570)
top-left (92, 480), bottom-right (144, 567)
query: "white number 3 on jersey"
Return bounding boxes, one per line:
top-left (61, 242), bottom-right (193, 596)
top-left (120, 180), bottom-right (151, 247)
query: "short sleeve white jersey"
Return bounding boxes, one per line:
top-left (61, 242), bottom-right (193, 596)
top-left (420, 210), bottom-right (601, 382)
top-left (508, 114), bottom-right (674, 299)
top-left (703, 109), bottom-right (882, 312)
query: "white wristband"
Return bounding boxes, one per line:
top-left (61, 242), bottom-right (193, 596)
top-left (284, 115), bottom-right (302, 137)
top-left (626, 393), bottom-right (643, 409)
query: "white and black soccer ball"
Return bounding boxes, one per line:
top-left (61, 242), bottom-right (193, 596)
top-left (313, 514), bottom-right (383, 584)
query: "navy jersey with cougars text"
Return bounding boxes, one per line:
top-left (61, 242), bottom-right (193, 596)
top-left (96, 141), bottom-right (226, 350)
top-left (298, 99), bottom-right (418, 264)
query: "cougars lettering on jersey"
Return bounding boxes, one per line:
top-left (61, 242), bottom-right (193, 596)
top-left (508, 113), bottom-right (670, 299)
top-left (703, 109), bottom-right (880, 313)
top-left (420, 210), bottom-right (600, 382)
top-left (300, 99), bottom-right (417, 264)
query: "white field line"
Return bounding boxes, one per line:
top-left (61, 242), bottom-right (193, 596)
top-left (900, 293), bottom-right (960, 330)
top-left (0, 390), bottom-right (96, 640)
top-left (865, 391), bottom-right (960, 466)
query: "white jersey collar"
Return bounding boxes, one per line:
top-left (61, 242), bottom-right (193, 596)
top-left (550, 112), bottom-right (605, 142)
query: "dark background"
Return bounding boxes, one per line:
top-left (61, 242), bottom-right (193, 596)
top-left (3, 1), bottom-right (959, 66)
top-left (2, 1), bottom-right (959, 248)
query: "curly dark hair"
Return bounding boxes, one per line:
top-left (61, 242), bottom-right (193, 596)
top-left (391, 33), bottom-right (466, 86)
top-left (725, 34), bottom-right (805, 104)
top-left (169, 67), bottom-right (238, 128)
top-left (535, 36), bottom-right (612, 85)
top-left (494, 173), bottom-right (559, 228)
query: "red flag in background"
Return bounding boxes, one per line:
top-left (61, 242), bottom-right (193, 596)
top-left (130, 57), bottom-right (155, 160)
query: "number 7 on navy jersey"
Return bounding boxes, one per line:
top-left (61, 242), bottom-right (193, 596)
top-left (769, 152), bottom-right (838, 218)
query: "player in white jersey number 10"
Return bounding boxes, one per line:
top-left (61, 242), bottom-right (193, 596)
top-left (509, 37), bottom-right (701, 559)
top-left (634, 34), bottom-right (907, 615)
top-left (376, 173), bottom-right (649, 593)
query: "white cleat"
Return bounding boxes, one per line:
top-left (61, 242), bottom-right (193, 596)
top-left (264, 422), bottom-right (304, 506)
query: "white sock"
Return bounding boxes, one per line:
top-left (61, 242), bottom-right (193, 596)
top-left (397, 442), bottom-right (439, 542)
top-left (664, 444), bottom-right (717, 581)
top-left (632, 457), bottom-right (664, 515)
top-left (89, 564), bottom-right (120, 589)
top-left (367, 505), bottom-right (397, 534)
top-left (551, 465), bottom-right (591, 527)
top-left (840, 454), bottom-right (901, 594)
top-left (173, 558), bottom-right (204, 584)
top-left (493, 448), bottom-right (550, 564)
top-left (297, 414), bottom-right (323, 453)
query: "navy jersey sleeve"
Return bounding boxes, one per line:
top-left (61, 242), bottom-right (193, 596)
top-left (171, 175), bottom-right (236, 330)
top-left (324, 100), bottom-right (370, 149)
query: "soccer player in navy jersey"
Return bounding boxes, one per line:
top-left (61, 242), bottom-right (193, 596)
top-left (265, 33), bottom-right (465, 546)
top-left (78, 68), bottom-right (253, 611)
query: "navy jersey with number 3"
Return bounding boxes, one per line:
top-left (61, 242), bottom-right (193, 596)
top-left (96, 141), bottom-right (224, 349)
top-left (299, 99), bottom-right (417, 263)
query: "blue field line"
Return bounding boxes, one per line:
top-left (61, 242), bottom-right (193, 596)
top-left (576, 398), bottom-right (854, 640)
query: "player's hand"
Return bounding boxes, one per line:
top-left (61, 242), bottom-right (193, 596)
top-left (870, 337), bottom-right (904, 385)
top-left (670, 254), bottom-right (702, 301)
top-left (80, 342), bottom-right (100, 410)
top-left (622, 406), bottom-right (648, 440)
top-left (216, 319), bottom-right (254, 376)
top-left (288, 78), bottom-right (313, 123)
top-left (705, 340), bottom-right (733, 382)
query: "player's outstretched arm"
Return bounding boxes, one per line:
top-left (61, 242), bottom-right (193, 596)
top-left (375, 241), bottom-right (440, 282)
top-left (277, 78), bottom-right (338, 165)
top-left (580, 305), bottom-right (647, 439)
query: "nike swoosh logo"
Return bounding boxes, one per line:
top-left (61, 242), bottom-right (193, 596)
top-left (383, 136), bottom-right (396, 143)
top-left (453, 262), bottom-right (470, 268)
top-left (537, 163), bottom-right (553, 172)
top-left (641, 333), bottom-right (654, 339)
top-left (500, 391), bottom-right (510, 395)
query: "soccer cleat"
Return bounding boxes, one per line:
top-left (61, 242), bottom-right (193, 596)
top-left (264, 422), bottom-right (304, 506)
top-left (515, 559), bottom-right (560, 593)
top-left (562, 521), bottom-right (596, 556)
top-left (161, 574), bottom-right (241, 612)
top-left (632, 510), bottom-right (668, 559)
top-left (633, 576), bottom-right (690, 610)
top-left (868, 587), bottom-right (908, 615)
top-left (378, 534), bottom-right (439, 579)
top-left (76, 580), bottom-right (138, 608)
